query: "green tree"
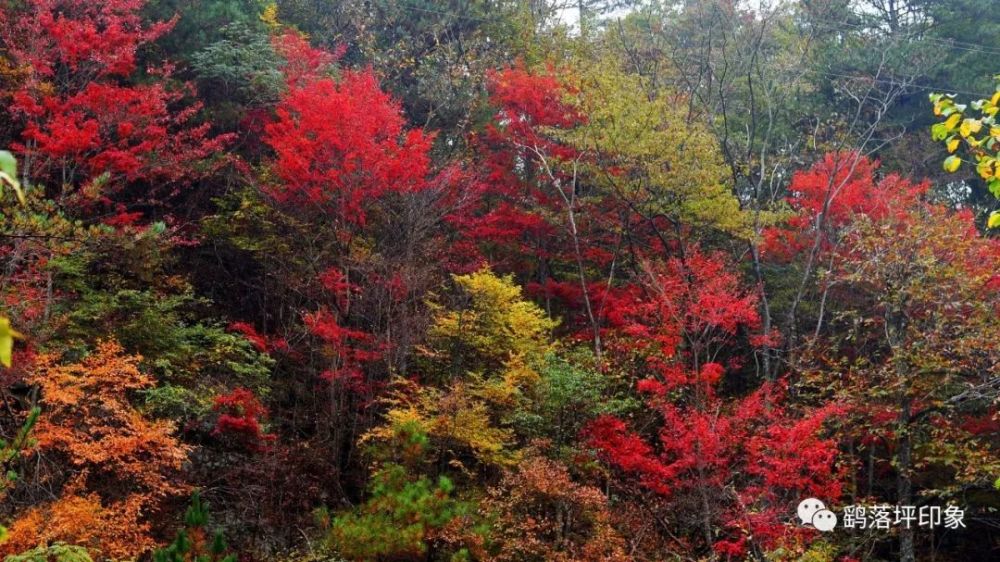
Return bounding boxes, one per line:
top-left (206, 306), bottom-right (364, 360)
top-left (153, 492), bottom-right (237, 562)
top-left (326, 462), bottom-right (482, 561)
top-left (144, 0), bottom-right (269, 61)
top-left (512, 353), bottom-right (636, 452)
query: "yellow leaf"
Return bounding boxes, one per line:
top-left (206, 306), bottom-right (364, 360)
top-left (988, 211), bottom-right (1000, 229)
top-left (992, 91), bottom-right (1000, 106)
top-left (943, 155), bottom-right (962, 173)
top-left (977, 158), bottom-right (996, 179)
top-left (960, 118), bottom-right (983, 138)
top-left (944, 113), bottom-right (962, 130)
top-left (947, 137), bottom-right (960, 153)
top-left (260, 3), bottom-right (279, 28)
top-left (991, 126), bottom-right (1000, 140)
top-left (0, 171), bottom-right (25, 205)
top-left (0, 316), bottom-right (23, 368)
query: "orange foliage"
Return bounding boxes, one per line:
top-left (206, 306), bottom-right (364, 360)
top-left (483, 449), bottom-right (629, 562)
top-left (2, 488), bottom-right (154, 560)
top-left (3, 341), bottom-right (189, 559)
top-left (28, 340), bottom-right (189, 498)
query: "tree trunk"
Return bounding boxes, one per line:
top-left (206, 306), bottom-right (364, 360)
top-left (897, 393), bottom-right (915, 562)
top-left (748, 241), bottom-right (773, 379)
top-left (698, 478), bottom-right (716, 560)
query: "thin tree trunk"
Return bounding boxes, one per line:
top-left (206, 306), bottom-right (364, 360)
top-left (527, 146), bottom-right (603, 362)
top-left (565, 197), bottom-right (602, 363)
top-left (697, 475), bottom-right (716, 560)
top-left (749, 241), bottom-right (773, 379)
top-left (897, 386), bottom-right (915, 562)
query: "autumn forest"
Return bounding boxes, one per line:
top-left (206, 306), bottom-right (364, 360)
top-left (1, 1), bottom-right (1000, 561)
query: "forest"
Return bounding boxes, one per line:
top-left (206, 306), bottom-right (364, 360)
top-left (1, 0), bottom-right (1000, 561)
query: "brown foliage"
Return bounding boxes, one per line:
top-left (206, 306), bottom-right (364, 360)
top-left (483, 450), bottom-right (630, 562)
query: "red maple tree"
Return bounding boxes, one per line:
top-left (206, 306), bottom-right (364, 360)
top-left (264, 32), bottom-right (433, 226)
top-left (586, 249), bottom-right (843, 557)
top-left (0, 0), bottom-right (229, 206)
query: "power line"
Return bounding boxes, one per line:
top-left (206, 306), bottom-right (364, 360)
top-left (383, 3), bottom-right (995, 97)
top-left (394, 2), bottom-right (1000, 58)
top-left (805, 69), bottom-right (991, 98)
top-left (391, 1), bottom-right (505, 23)
top-left (833, 7), bottom-right (1000, 54)
top-left (810, 18), bottom-right (1000, 58)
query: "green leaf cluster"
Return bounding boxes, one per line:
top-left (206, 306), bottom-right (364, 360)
top-left (326, 463), bottom-right (480, 561)
top-left (191, 22), bottom-right (283, 107)
top-left (511, 353), bottom-right (637, 450)
top-left (0, 150), bottom-right (25, 205)
top-left (4, 543), bottom-right (93, 562)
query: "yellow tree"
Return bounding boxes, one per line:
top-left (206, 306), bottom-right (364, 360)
top-left (368, 268), bottom-right (558, 470)
top-left (565, 61), bottom-right (752, 239)
top-left (328, 269), bottom-right (560, 560)
top-left (930, 78), bottom-right (1000, 225)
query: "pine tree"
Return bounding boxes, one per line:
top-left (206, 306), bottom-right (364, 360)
top-left (153, 492), bottom-right (236, 562)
